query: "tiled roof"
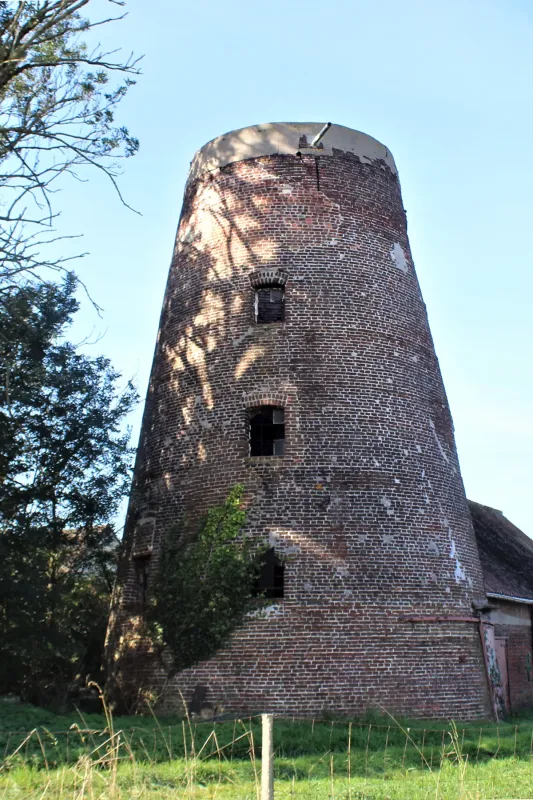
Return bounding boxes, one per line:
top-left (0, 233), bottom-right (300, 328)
top-left (469, 500), bottom-right (533, 601)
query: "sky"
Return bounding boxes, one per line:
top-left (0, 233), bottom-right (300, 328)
top-left (53, 0), bottom-right (533, 534)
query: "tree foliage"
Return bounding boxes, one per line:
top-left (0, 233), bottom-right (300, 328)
top-left (0, 1), bottom-right (140, 704)
top-left (149, 486), bottom-right (262, 676)
top-left (0, 277), bottom-right (138, 702)
top-left (0, 0), bottom-right (140, 290)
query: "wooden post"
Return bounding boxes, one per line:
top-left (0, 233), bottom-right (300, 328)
top-left (261, 713), bottom-right (274, 800)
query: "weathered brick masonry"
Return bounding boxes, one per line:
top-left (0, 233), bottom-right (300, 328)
top-left (107, 123), bottom-right (491, 718)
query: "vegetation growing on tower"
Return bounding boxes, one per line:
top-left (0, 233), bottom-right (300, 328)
top-left (148, 485), bottom-right (265, 677)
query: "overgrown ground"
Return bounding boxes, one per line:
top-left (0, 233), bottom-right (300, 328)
top-left (1, 703), bottom-right (533, 798)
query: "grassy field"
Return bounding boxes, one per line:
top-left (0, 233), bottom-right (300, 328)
top-left (1, 703), bottom-right (533, 798)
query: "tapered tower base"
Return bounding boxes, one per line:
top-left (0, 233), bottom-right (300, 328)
top-left (107, 123), bottom-right (491, 719)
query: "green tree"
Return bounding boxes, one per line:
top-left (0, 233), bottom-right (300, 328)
top-left (149, 486), bottom-right (262, 677)
top-left (0, 0), bottom-right (140, 290)
top-left (0, 277), bottom-right (138, 702)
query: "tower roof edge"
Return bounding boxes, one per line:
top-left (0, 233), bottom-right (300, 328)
top-left (188, 122), bottom-right (397, 183)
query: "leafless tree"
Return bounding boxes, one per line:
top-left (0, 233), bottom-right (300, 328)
top-left (0, 0), bottom-right (141, 292)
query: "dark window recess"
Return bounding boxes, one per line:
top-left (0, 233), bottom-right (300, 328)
top-left (133, 555), bottom-right (150, 608)
top-left (188, 684), bottom-right (208, 714)
top-left (250, 406), bottom-right (285, 456)
top-left (255, 286), bottom-right (284, 323)
top-left (255, 547), bottom-right (285, 599)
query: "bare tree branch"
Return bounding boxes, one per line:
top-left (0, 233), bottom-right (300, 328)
top-left (0, 0), bottom-right (141, 291)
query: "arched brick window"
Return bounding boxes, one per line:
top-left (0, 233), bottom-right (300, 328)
top-left (249, 406), bottom-right (285, 456)
top-left (249, 268), bottom-right (288, 324)
top-left (254, 285), bottom-right (284, 323)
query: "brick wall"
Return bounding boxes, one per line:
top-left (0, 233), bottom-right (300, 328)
top-left (107, 125), bottom-right (491, 719)
top-left (491, 600), bottom-right (533, 712)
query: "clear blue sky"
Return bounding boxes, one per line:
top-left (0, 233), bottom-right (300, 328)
top-left (57, 0), bottom-right (533, 533)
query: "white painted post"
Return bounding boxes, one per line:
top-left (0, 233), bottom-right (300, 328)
top-left (261, 713), bottom-right (274, 800)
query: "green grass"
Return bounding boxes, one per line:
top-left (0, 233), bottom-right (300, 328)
top-left (2, 754), bottom-right (533, 799)
top-left (2, 704), bottom-right (533, 798)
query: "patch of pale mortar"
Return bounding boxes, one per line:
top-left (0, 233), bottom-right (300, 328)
top-left (449, 538), bottom-right (467, 583)
top-left (413, 436), bottom-right (473, 602)
top-left (390, 242), bottom-right (409, 273)
top-left (335, 566), bottom-right (350, 578)
top-left (380, 496), bottom-right (394, 517)
top-left (429, 418), bottom-right (457, 475)
top-left (188, 123), bottom-right (397, 184)
top-left (439, 515), bottom-right (471, 587)
top-left (268, 529), bottom-right (301, 555)
top-left (232, 327), bottom-right (254, 348)
top-left (247, 603), bottom-right (284, 619)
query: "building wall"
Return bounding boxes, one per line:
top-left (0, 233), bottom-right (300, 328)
top-left (491, 601), bottom-right (533, 712)
top-left (107, 123), bottom-right (491, 719)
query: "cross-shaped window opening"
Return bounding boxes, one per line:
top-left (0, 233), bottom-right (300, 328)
top-left (249, 406), bottom-right (285, 456)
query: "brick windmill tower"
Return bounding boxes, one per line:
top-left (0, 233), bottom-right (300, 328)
top-left (108, 122), bottom-right (491, 718)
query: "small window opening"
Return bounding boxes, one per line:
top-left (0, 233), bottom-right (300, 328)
top-left (255, 285), bottom-right (284, 323)
top-left (250, 406), bottom-right (285, 456)
top-left (254, 547), bottom-right (285, 599)
top-left (133, 554), bottom-right (150, 609)
top-left (188, 684), bottom-right (208, 714)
